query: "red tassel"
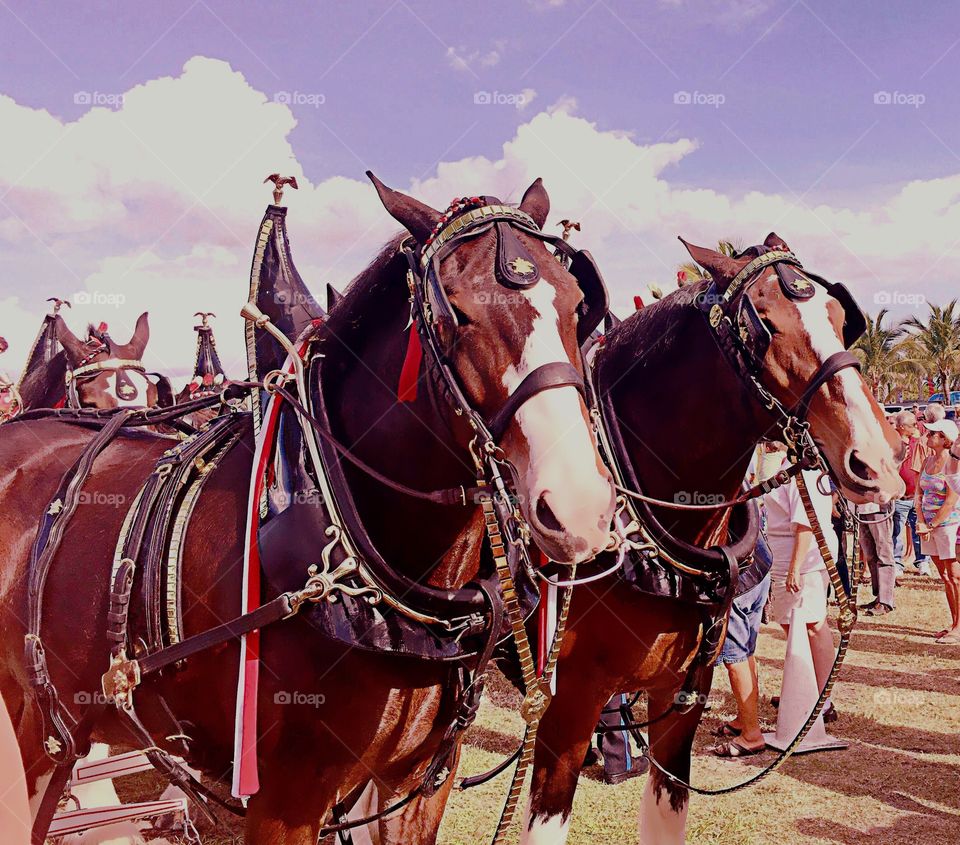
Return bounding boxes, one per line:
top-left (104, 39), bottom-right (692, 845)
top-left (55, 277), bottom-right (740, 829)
top-left (397, 326), bottom-right (423, 402)
top-left (633, 295), bottom-right (644, 311)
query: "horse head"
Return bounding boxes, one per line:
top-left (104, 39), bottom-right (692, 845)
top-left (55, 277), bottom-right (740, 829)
top-left (55, 313), bottom-right (158, 409)
top-left (369, 174), bottom-right (615, 563)
top-left (681, 233), bottom-right (904, 504)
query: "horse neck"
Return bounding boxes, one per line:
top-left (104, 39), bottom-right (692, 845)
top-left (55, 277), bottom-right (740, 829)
top-left (320, 260), bottom-right (480, 589)
top-left (604, 294), bottom-right (770, 544)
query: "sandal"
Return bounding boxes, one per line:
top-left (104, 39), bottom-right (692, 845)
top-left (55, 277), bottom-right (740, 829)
top-left (712, 722), bottom-right (742, 738)
top-left (935, 633), bottom-right (960, 644)
top-left (712, 739), bottom-right (765, 758)
top-left (935, 629), bottom-right (950, 639)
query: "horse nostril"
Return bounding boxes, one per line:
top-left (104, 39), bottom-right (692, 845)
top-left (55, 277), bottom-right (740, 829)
top-left (847, 450), bottom-right (875, 483)
top-left (535, 493), bottom-right (564, 534)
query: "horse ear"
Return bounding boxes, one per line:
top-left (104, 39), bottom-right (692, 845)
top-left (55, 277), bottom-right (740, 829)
top-left (53, 315), bottom-right (86, 365)
top-left (518, 177), bottom-right (549, 229)
top-left (123, 312), bottom-right (150, 358)
top-left (366, 171), bottom-right (442, 244)
top-left (763, 232), bottom-right (791, 251)
top-left (326, 283), bottom-right (344, 311)
top-left (678, 237), bottom-right (745, 287)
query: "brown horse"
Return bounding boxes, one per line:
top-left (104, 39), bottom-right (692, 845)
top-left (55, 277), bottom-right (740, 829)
top-left (0, 177), bottom-right (614, 843)
top-left (517, 234), bottom-right (904, 844)
top-left (391, 233), bottom-right (905, 844)
top-left (55, 313), bottom-right (160, 409)
top-left (12, 313), bottom-right (161, 412)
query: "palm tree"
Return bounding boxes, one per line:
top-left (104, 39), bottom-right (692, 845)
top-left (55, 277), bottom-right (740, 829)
top-left (853, 310), bottom-right (915, 401)
top-left (899, 300), bottom-right (960, 397)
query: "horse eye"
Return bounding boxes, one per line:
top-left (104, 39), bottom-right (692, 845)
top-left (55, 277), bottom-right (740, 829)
top-left (761, 317), bottom-right (778, 336)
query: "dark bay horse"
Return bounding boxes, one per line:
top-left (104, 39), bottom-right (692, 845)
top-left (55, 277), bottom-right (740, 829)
top-left (13, 312), bottom-right (161, 412)
top-left (517, 234), bottom-right (905, 843)
top-left (0, 177), bottom-right (613, 843)
top-left (395, 232), bottom-right (905, 844)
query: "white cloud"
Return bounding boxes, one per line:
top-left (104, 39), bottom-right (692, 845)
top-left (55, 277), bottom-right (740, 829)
top-left (445, 45), bottom-right (502, 73)
top-left (547, 94), bottom-right (578, 115)
top-left (517, 88), bottom-right (538, 111)
top-left (1, 55), bottom-right (957, 389)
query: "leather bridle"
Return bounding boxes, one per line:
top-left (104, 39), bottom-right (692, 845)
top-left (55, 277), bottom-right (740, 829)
top-left (697, 247), bottom-right (865, 430)
top-left (403, 199), bottom-right (593, 451)
top-left (65, 357), bottom-right (148, 407)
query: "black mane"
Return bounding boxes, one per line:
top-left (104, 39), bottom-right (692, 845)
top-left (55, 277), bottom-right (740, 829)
top-left (322, 233), bottom-right (409, 342)
top-left (605, 280), bottom-right (708, 371)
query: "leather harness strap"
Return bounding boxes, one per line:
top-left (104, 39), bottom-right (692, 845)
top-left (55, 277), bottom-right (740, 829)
top-left (270, 383), bottom-right (483, 506)
top-left (789, 349), bottom-right (861, 419)
top-left (487, 361), bottom-right (584, 441)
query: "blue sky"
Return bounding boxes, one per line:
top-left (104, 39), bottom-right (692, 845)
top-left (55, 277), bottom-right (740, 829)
top-left (1, 1), bottom-right (959, 377)
top-left (5, 1), bottom-right (958, 192)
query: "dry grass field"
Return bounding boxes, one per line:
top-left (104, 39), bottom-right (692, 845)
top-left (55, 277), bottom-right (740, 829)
top-left (439, 571), bottom-right (960, 845)
top-left (127, 571), bottom-right (959, 844)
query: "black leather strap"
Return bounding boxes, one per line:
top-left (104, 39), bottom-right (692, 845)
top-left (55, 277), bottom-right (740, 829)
top-left (270, 384), bottom-right (482, 507)
top-left (790, 350), bottom-right (861, 419)
top-left (488, 362), bottom-right (585, 441)
top-left (31, 701), bottom-right (108, 844)
top-left (137, 594), bottom-right (295, 676)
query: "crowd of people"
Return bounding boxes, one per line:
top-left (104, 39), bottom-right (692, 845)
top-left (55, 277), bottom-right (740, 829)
top-left (584, 402), bottom-right (960, 774)
top-left (707, 402), bottom-right (960, 760)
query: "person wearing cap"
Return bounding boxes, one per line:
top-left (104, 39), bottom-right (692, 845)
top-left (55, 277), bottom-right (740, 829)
top-left (915, 418), bottom-right (960, 643)
top-left (892, 411), bottom-right (931, 577)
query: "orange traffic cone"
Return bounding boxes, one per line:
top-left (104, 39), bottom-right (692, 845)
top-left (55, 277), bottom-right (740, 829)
top-left (763, 607), bottom-right (847, 753)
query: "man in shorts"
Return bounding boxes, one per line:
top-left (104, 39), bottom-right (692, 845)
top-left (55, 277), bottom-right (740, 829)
top-left (711, 534), bottom-right (773, 757)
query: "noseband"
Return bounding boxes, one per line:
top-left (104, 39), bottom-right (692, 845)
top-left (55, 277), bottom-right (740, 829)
top-left (698, 246), bottom-right (865, 424)
top-left (65, 349), bottom-right (148, 407)
top-left (405, 197), bottom-right (604, 446)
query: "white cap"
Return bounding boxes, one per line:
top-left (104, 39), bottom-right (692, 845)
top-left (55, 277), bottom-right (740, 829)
top-left (925, 418), bottom-right (960, 442)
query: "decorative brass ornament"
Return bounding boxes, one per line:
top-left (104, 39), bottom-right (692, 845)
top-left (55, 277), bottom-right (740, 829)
top-left (508, 257), bottom-right (536, 277)
top-left (47, 499), bottom-right (63, 516)
top-left (709, 303), bottom-right (723, 328)
top-left (101, 651), bottom-right (142, 710)
top-left (792, 278), bottom-right (813, 292)
top-left (520, 680), bottom-right (553, 723)
top-left (45, 735), bottom-right (63, 755)
top-left (288, 525), bottom-right (382, 613)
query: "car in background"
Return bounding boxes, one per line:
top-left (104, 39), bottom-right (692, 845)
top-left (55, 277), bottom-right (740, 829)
top-left (928, 391), bottom-right (960, 406)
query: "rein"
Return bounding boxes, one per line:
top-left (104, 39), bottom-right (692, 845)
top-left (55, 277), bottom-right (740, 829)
top-left (625, 450), bottom-right (861, 796)
top-left (268, 382), bottom-right (482, 506)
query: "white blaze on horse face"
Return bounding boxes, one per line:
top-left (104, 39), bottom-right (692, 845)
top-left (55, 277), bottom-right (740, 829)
top-left (501, 282), bottom-right (612, 561)
top-left (782, 277), bottom-right (902, 503)
top-left (110, 371), bottom-right (151, 408)
top-left (639, 777), bottom-right (687, 845)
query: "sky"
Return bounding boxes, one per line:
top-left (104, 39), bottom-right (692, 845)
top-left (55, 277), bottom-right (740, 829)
top-left (1, 0), bottom-right (959, 382)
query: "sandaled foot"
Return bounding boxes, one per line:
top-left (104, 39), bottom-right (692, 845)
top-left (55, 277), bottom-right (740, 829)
top-left (935, 629), bottom-right (950, 639)
top-left (712, 722), bottom-right (742, 738)
top-left (712, 738), bottom-right (765, 758)
top-left (935, 632), bottom-right (960, 644)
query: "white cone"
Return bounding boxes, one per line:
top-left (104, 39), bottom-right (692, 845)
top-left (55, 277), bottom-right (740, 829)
top-left (763, 607), bottom-right (847, 753)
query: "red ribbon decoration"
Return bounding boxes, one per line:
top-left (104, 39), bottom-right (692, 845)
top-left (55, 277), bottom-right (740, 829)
top-left (633, 295), bottom-right (645, 311)
top-left (397, 326), bottom-right (423, 403)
